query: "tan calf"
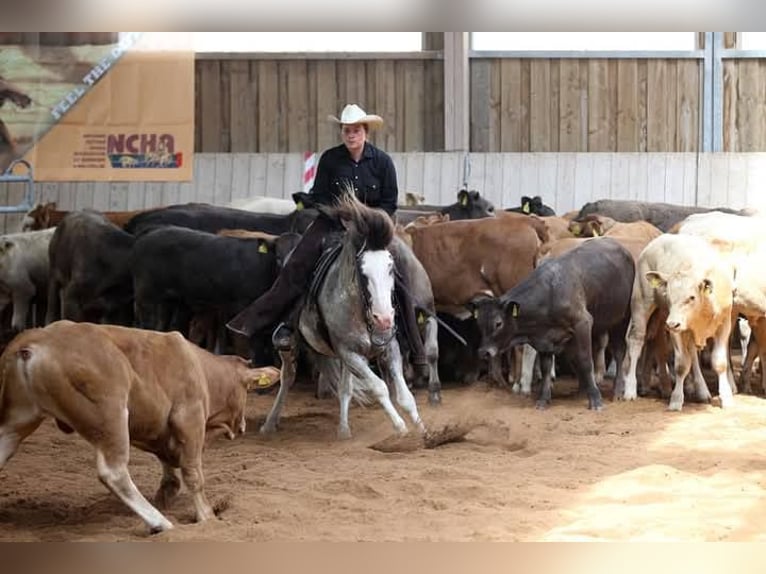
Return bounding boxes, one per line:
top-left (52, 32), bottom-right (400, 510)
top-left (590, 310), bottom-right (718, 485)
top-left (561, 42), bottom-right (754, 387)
top-left (0, 321), bottom-right (279, 534)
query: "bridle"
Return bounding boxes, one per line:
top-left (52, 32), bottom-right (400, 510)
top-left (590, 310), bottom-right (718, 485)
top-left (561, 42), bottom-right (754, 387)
top-left (354, 239), bottom-right (397, 348)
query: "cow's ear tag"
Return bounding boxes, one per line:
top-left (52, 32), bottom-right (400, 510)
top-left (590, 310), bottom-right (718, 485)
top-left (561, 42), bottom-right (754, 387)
top-left (511, 302), bottom-right (520, 317)
top-left (472, 308), bottom-right (478, 319)
top-left (649, 275), bottom-right (662, 288)
top-left (460, 195), bottom-right (468, 206)
top-left (592, 226), bottom-right (601, 237)
top-left (258, 242), bottom-right (269, 254)
top-left (571, 223), bottom-right (580, 236)
top-left (522, 201), bottom-right (530, 214)
top-left (417, 312), bottom-right (425, 325)
top-left (295, 200), bottom-right (304, 211)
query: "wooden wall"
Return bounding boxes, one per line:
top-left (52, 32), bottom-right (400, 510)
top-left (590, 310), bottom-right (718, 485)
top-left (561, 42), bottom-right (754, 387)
top-left (2, 152), bottom-right (765, 233)
top-left (723, 59), bottom-right (766, 151)
top-left (194, 57), bottom-right (444, 154)
top-left (0, 33), bottom-right (118, 45)
top-left (470, 58), bottom-right (702, 153)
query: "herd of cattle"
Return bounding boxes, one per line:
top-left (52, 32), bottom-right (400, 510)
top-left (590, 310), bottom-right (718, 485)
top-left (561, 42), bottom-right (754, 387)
top-left (0, 187), bottom-right (763, 535)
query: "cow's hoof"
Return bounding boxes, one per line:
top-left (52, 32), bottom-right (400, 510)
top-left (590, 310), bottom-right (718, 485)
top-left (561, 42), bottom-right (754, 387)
top-left (337, 427), bottom-right (352, 440)
top-left (148, 520), bottom-right (174, 535)
top-left (535, 400), bottom-right (549, 410)
top-left (259, 424), bottom-right (278, 435)
top-left (428, 391), bottom-right (442, 406)
top-left (667, 402), bottom-right (683, 412)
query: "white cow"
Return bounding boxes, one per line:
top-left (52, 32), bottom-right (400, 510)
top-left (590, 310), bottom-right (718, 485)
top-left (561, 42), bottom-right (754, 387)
top-left (622, 234), bottom-right (736, 410)
top-left (0, 228), bottom-right (55, 331)
top-left (228, 196), bottom-right (296, 215)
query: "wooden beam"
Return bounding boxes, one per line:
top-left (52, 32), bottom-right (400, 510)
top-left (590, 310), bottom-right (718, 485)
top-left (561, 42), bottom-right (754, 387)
top-left (444, 33), bottom-right (470, 152)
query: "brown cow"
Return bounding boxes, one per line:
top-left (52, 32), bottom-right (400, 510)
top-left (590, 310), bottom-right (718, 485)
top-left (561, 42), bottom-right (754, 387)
top-left (569, 214), bottom-right (663, 243)
top-left (20, 202), bottom-right (157, 232)
top-left (0, 321), bottom-right (279, 534)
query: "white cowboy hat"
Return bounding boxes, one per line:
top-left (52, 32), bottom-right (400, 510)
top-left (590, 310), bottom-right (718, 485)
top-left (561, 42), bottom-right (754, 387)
top-left (328, 104), bottom-right (384, 130)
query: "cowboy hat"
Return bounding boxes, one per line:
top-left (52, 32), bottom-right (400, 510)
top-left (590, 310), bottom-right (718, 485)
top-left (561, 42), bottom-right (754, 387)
top-left (328, 104), bottom-right (384, 130)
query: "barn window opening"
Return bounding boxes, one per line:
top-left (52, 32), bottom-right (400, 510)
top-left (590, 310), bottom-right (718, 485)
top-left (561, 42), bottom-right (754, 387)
top-left (471, 32), bottom-right (697, 53)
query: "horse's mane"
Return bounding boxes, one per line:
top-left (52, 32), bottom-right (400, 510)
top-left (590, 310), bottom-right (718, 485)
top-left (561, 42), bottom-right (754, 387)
top-left (331, 185), bottom-right (393, 252)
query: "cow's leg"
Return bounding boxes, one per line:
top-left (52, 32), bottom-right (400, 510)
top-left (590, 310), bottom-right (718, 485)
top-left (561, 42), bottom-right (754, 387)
top-left (593, 332), bottom-right (609, 386)
top-left (423, 316), bottom-right (441, 405)
top-left (622, 301), bottom-right (654, 401)
top-left (570, 318), bottom-right (603, 411)
top-left (609, 327), bottom-right (628, 400)
top-left (260, 347), bottom-right (297, 434)
top-left (337, 365), bottom-right (353, 439)
top-left (90, 407), bottom-right (173, 533)
top-left (154, 460), bottom-right (182, 510)
top-left (44, 277), bottom-right (60, 325)
top-left (487, 354), bottom-right (505, 388)
top-left (10, 282), bottom-right (34, 332)
top-left (711, 318), bottom-right (735, 409)
top-left (535, 352), bottom-right (555, 409)
top-left (687, 343), bottom-right (711, 403)
top-left (338, 349), bottom-right (407, 435)
top-left (668, 332), bottom-right (693, 411)
top-left (0, 415), bottom-right (44, 469)
top-left (174, 405), bottom-right (216, 523)
top-left (740, 331), bottom-right (758, 394)
top-left (515, 344), bottom-right (537, 396)
top-left (378, 338), bottom-right (425, 434)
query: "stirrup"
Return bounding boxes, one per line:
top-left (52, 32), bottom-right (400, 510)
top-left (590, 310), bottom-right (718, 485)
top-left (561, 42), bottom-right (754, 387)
top-left (271, 322), bottom-right (294, 352)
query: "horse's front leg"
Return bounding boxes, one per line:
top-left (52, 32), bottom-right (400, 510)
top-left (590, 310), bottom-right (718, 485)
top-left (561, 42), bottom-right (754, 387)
top-left (338, 349), bottom-right (407, 436)
top-left (378, 338), bottom-right (426, 434)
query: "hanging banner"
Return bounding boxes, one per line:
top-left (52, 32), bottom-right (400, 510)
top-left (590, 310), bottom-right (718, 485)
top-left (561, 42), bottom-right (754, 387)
top-left (0, 32), bottom-right (194, 181)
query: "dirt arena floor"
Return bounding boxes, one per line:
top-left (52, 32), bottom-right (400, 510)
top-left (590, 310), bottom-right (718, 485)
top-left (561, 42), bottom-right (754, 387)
top-left (2, 376), bottom-right (766, 542)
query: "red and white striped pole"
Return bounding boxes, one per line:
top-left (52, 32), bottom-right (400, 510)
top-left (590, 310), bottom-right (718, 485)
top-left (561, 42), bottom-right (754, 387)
top-left (303, 151), bottom-right (317, 192)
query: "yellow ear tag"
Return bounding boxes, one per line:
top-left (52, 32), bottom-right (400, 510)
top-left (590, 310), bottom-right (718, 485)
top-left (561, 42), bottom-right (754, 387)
top-left (257, 374), bottom-right (272, 387)
top-left (649, 275), bottom-right (662, 288)
top-left (417, 312), bottom-right (425, 325)
top-left (522, 202), bottom-right (530, 214)
top-left (460, 195), bottom-right (468, 206)
top-left (295, 200), bottom-right (304, 211)
top-left (511, 303), bottom-right (519, 317)
top-left (592, 226), bottom-right (600, 237)
top-left (258, 243), bottom-right (269, 254)
top-left (703, 282), bottom-right (713, 295)
top-left (472, 308), bottom-right (478, 319)
top-left (571, 223), bottom-right (580, 236)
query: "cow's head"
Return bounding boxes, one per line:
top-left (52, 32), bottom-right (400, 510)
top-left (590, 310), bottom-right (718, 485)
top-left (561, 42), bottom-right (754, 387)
top-left (449, 188), bottom-right (496, 220)
top-left (292, 191), bottom-right (319, 211)
top-left (569, 214), bottom-right (616, 237)
top-left (21, 202), bottom-right (56, 232)
top-left (645, 270), bottom-right (728, 346)
top-left (467, 291), bottom-right (518, 360)
top-left (520, 195), bottom-right (556, 217)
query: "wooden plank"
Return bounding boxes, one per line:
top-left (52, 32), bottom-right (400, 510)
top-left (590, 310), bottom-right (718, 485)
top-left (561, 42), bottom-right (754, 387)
top-left (487, 61), bottom-right (502, 152)
top-left (423, 59), bottom-right (444, 152)
top-left (676, 60), bottom-right (699, 152)
top-left (198, 60), bottom-right (222, 152)
top-left (627, 153), bottom-right (649, 202)
top-left (284, 154), bottom-right (304, 197)
top-left (421, 153), bottom-right (442, 204)
top-left (144, 182), bottom-right (164, 208)
top-left (470, 59), bottom-right (492, 153)
top-left (247, 154), bottom-right (267, 198)
top-left (404, 152), bottom-right (425, 197)
top-left (265, 154), bottom-right (286, 197)
top-left (610, 153), bottom-right (632, 201)
top-left (726, 153), bottom-right (747, 209)
top-left (126, 182), bottom-right (146, 210)
top-left (500, 60), bottom-right (523, 152)
top-left (73, 182), bottom-right (94, 211)
top-left (219, 61), bottom-right (231, 153)
top-left (529, 60), bottom-right (552, 152)
top-left (537, 154), bottom-right (559, 211)
top-left (230, 154), bottom-right (252, 201)
top-left (374, 60), bottom-right (396, 152)
top-left (709, 155), bottom-right (730, 207)
top-left (316, 61), bottom-right (338, 152)
top-left (736, 60), bottom-right (766, 152)
top-left (743, 153), bottom-right (766, 208)
top-left (680, 153), bottom-right (697, 207)
top-left (468, 153), bottom-right (487, 194)
top-left (439, 153), bottom-right (463, 204)
top-left (91, 182), bottom-right (111, 211)
top-left (394, 61), bottom-right (407, 151)
top-left (483, 153), bottom-right (504, 208)
top-left (647, 60), bottom-right (677, 152)
top-left (723, 61), bottom-right (738, 152)
top-left (194, 155), bottom-right (217, 204)
top-left (286, 60), bottom-right (309, 152)
top-left (229, 60), bottom-right (257, 152)
top-left (403, 60), bottom-right (425, 151)
top-left (257, 61), bottom-right (280, 153)
top-left (637, 61), bottom-right (649, 152)
top-left (108, 182), bottom-right (129, 211)
top-left (518, 154), bottom-right (539, 207)
top-left (194, 62), bottom-right (202, 152)
top-left (553, 154), bottom-right (575, 213)
top-left (664, 153), bottom-right (685, 205)
top-left (345, 60), bottom-right (367, 108)
top-left (558, 59), bottom-right (583, 152)
top-left (549, 60), bottom-right (560, 152)
top-left (591, 154), bottom-right (612, 200)
top-left (616, 60), bottom-right (639, 152)
top-left (500, 153), bottom-right (523, 209)
top-left (587, 59), bottom-right (614, 151)
top-left (213, 154), bottom-right (233, 205)
top-left (646, 154), bottom-right (667, 203)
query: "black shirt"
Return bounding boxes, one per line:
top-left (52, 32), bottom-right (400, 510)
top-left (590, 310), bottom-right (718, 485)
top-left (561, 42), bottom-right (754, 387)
top-left (310, 142), bottom-right (399, 216)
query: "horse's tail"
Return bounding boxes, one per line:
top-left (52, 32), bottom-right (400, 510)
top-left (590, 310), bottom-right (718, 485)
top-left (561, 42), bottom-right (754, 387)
top-left (332, 183), bottom-right (394, 251)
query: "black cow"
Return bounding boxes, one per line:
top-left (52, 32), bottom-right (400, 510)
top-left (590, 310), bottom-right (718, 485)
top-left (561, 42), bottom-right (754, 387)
top-left (506, 195), bottom-right (556, 216)
top-left (46, 210), bottom-right (135, 326)
top-left (395, 189), bottom-right (496, 225)
top-left (131, 226), bottom-right (301, 353)
top-left (575, 199), bottom-right (752, 232)
top-left (470, 238), bottom-right (635, 411)
top-left (124, 202), bottom-right (317, 236)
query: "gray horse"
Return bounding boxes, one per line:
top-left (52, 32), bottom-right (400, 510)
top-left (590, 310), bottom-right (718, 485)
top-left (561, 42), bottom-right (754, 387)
top-left (260, 195), bottom-right (426, 439)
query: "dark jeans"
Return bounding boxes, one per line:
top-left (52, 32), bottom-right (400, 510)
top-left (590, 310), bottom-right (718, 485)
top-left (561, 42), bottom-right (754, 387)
top-left (226, 215), bottom-right (428, 365)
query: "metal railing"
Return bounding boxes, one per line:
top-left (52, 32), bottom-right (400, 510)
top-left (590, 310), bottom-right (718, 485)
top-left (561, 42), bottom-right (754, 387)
top-left (0, 159), bottom-right (36, 213)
